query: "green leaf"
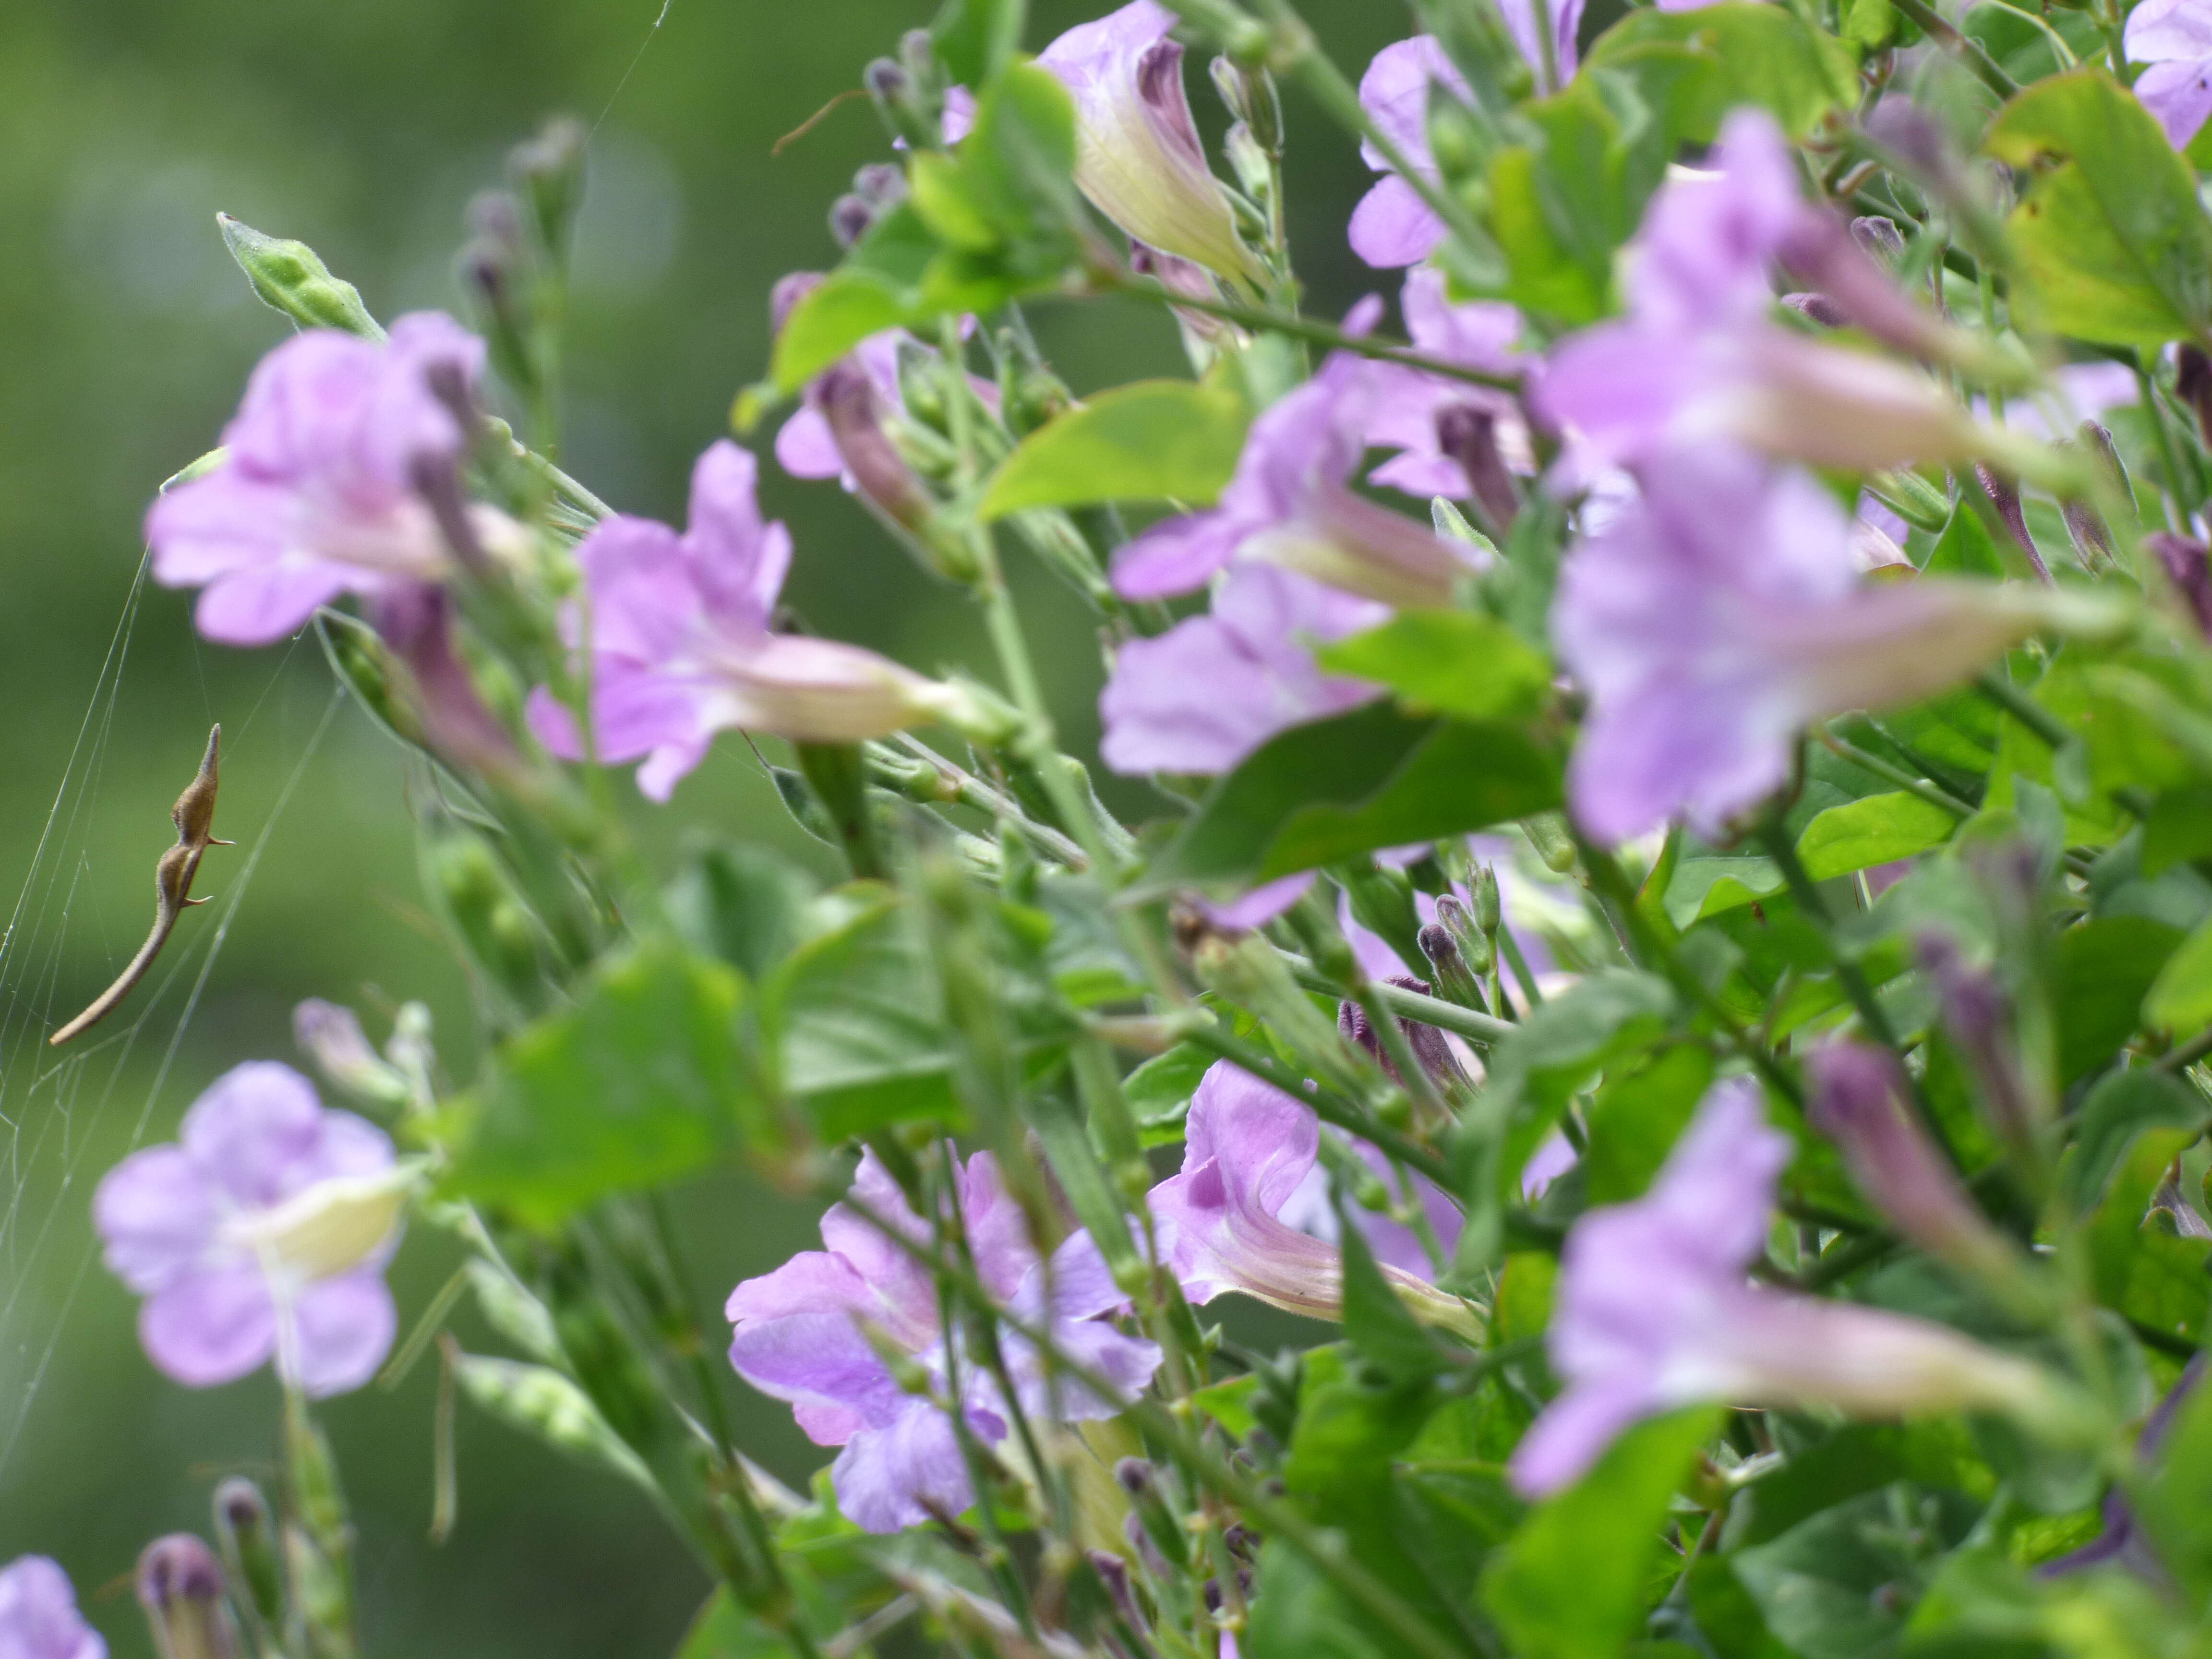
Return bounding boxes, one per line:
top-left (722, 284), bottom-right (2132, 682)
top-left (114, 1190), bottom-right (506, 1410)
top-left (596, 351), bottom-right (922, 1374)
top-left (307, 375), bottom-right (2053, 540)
top-left (2062, 1068), bottom-right (2206, 1215)
top-left (1141, 703), bottom-right (1562, 896)
top-left (1479, 1407), bottom-right (1719, 1659)
top-left (1482, 969), bottom-right (1678, 1193)
top-left (2137, 1361), bottom-right (2212, 1599)
top-left (1314, 610), bottom-right (1553, 722)
top-left (448, 941), bottom-right (761, 1227)
top-left (1123, 1040), bottom-right (1214, 1145)
top-left (977, 380), bottom-right (1250, 517)
top-left (929, 0), bottom-right (1024, 86)
top-left (666, 844), bottom-right (819, 982)
top-left (1795, 791), bottom-right (1959, 881)
top-left (1582, 1043), bottom-right (1715, 1203)
top-left (1732, 1485), bottom-right (1983, 1659)
top-left (1663, 855), bottom-right (1784, 926)
top-left (1486, 75), bottom-right (1663, 326)
top-left (1336, 1190), bottom-right (1450, 1385)
top-left (1584, 2), bottom-right (1862, 143)
top-left (1923, 499), bottom-right (2008, 577)
top-left (2147, 909), bottom-right (2212, 1034)
top-left (2054, 915), bottom-right (2183, 1083)
top-left (1984, 69), bottom-right (2212, 347)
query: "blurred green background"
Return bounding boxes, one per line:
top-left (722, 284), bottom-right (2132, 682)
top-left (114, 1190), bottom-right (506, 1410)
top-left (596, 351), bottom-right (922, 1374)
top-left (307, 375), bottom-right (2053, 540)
top-left (0, 0), bottom-right (1394, 1651)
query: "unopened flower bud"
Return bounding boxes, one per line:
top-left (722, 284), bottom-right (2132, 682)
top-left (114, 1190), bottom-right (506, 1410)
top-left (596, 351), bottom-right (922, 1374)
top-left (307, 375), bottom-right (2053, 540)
top-left (508, 114), bottom-right (589, 254)
top-left (212, 1480), bottom-right (287, 1646)
top-left (1781, 291), bottom-right (1849, 328)
top-left (136, 1536), bottom-right (235, 1659)
top-left (1435, 404), bottom-right (1520, 534)
top-left (1973, 462), bottom-right (2051, 583)
top-left (1524, 812), bottom-right (1577, 874)
top-left (830, 194), bottom-right (875, 248)
top-left (814, 360), bottom-right (937, 535)
top-left (2148, 531), bottom-right (2212, 639)
top-left (1433, 893), bottom-right (1493, 977)
top-left (864, 57), bottom-right (909, 101)
top-left (1809, 1042), bottom-right (2023, 1286)
top-left (2177, 346), bottom-right (2212, 447)
top-left (1339, 977), bottom-right (1475, 1091)
top-left (217, 215), bottom-right (383, 340)
top-left (1417, 923), bottom-right (1488, 1012)
top-left (293, 1000), bottom-right (408, 1106)
top-left (1851, 215), bottom-right (1907, 269)
top-left (1867, 469), bottom-right (1953, 533)
top-left (1468, 865), bottom-right (1502, 936)
top-left (1920, 934), bottom-right (2041, 1154)
top-left (1780, 213), bottom-right (1951, 360)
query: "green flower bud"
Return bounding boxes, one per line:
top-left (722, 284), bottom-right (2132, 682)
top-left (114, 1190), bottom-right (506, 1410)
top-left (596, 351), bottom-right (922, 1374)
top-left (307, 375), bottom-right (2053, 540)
top-left (137, 1535), bottom-right (237, 1659)
top-left (217, 215), bottom-right (383, 340)
top-left (212, 1480), bottom-right (287, 1649)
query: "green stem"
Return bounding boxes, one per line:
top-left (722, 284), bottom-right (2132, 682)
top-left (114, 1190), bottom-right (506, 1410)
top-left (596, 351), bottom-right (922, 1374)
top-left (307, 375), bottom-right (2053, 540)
top-left (1817, 729), bottom-right (1976, 819)
top-left (2136, 358), bottom-right (2191, 530)
top-left (1280, 949), bottom-right (1514, 1045)
top-left (1887, 0), bottom-right (2020, 96)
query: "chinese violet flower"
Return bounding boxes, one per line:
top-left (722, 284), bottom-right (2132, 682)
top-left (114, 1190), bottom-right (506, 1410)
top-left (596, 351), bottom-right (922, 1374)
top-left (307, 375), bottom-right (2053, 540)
top-left (1148, 1061), bottom-right (1478, 1336)
top-left (2126, 0), bottom-right (2212, 150)
top-left (1351, 17), bottom-right (1585, 268)
top-left (1538, 110), bottom-right (1975, 473)
top-left (1111, 348), bottom-right (1475, 607)
top-left (1367, 268), bottom-right (1530, 515)
top-left (1510, 1079), bottom-right (2070, 1496)
top-left (1038, 0), bottom-right (1265, 288)
top-left (0, 1560), bottom-right (102, 1659)
top-left (148, 313), bottom-right (518, 647)
top-left (726, 1150), bottom-right (1161, 1534)
top-left (528, 441), bottom-right (982, 800)
top-left (1553, 446), bottom-right (2075, 845)
top-left (94, 1062), bottom-right (408, 1399)
top-left (1098, 563), bottom-right (1385, 775)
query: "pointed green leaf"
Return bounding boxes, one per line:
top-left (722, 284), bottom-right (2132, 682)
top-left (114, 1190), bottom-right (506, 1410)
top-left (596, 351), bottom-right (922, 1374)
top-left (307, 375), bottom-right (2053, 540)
top-left (978, 380), bottom-right (1250, 517)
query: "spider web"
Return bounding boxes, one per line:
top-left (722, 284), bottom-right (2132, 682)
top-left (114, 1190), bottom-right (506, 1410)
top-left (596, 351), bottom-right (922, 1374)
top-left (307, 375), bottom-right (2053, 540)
top-left (0, 552), bottom-right (340, 1476)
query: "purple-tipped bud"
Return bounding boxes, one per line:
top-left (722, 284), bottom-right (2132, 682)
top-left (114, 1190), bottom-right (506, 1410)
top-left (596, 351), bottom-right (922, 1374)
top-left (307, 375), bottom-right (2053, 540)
top-left (1432, 892), bottom-right (1493, 975)
top-left (854, 163), bottom-right (907, 211)
top-left (1781, 291), bottom-right (1850, 328)
top-left (2148, 531), bottom-right (2212, 640)
top-left (864, 58), bottom-right (908, 101)
top-left (368, 584), bottom-right (524, 778)
top-left (136, 1537), bottom-right (234, 1659)
top-left (1416, 923), bottom-right (1488, 1013)
top-left (1920, 934), bottom-right (2039, 1153)
top-left (813, 360), bottom-right (935, 533)
top-left (829, 194), bottom-right (875, 248)
top-left (293, 1000), bottom-right (408, 1106)
top-left (1339, 976), bottom-right (1475, 1092)
top-left (1973, 462), bottom-right (2052, 584)
top-left (1087, 1551), bottom-right (1150, 1639)
top-left (1434, 404), bottom-right (1522, 534)
top-left (2177, 346), bottom-right (2212, 447)
top-left (210, 1480), bottom-right (285, 1645)
top-left (1850, 215), bottom-right (1907, 268)
top-left (2061, 421), bottom-right (2122, 574)
top-left (1114, 1456), bottom-right (1155, 1497)
top-left (1780, 212), bottom-right (1951, 360)
top-left (1808, 1042), bottom-right (2018, 1278)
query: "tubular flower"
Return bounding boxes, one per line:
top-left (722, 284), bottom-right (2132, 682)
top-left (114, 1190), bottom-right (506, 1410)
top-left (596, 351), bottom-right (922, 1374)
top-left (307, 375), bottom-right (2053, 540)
top-left (1098, 563), bottom-right (1386, 776)
top-left (726, 1150), bottom-right (1162, 1534)
top-left (2125, 0), bottom-right (2212, 150)
top-left (1038, 0), bottom-right (1265, 288)
top-left (1366, 268), bottom-right (1531, 511)
top-left (1148, 1062), bottom-right (1478, 1335)
top-left (0, 1560), bottom-right (103, 1659)
top-left (93, 1062), bottom-right (409, 1399)
top-left (1110, 347), bottom-right (1476, 607)
top-left (1537, 110), bottom-right (1976, 473)
top-left (1552, 446), bottom-right (2092, 845)
top-left (1510, 1080), bottom-right (2071, 1496)
top-left (528, 441), bottom-right (988, 800)
top-left (773, 323), bottom-right (998, 501)
top-left (147, 313), bottom-right (521, 647)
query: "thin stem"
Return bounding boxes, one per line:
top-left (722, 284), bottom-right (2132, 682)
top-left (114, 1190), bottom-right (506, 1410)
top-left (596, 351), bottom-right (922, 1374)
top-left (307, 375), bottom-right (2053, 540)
top-left (1816, 729), bottom-right (1976, 819)
top-left (1975, 671), bottom-right (2157, 818)
top-left (1886, 0), bottom-right (2021, 96)
top-left (1280, 949), bottom-right (1515, 1044)
top-left (2137, 359), bottom-right (2189, 531)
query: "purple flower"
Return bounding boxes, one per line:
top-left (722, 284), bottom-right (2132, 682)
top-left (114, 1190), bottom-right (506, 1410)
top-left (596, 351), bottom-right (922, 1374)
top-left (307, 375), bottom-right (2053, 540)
top-left (528, 441), bottom-right (982, 801)
top-left (147, 313), bottom-right (518, 647)
top-left (0, 1561), bottom-right (101, 1659)
top-left (1038, 0), bottom-right (1264, 287)
top-left (726, 1150), bottom-right (1161, 1534)
top-left (774, 328), bottom-right (997, 497)
top-left (1147, 1062), bottom-right (1477, 1334)
top-left (1110, 349), bottom-right (1475, 606)
top-left (1348, 38), bottom-right (1469, 269)
top-left (93, 1062), bottom-right (408, 1399)
top-left (1366, 270), bottom-right (1530, 512)
top-left (1098, 564), bottom-right (1385, 776)
top-left (1350, 13), bottom-right (1584, 267)
top-left (2127, 0), bottom-right (2212, 149)
top-left (1511, 1078), bottom-right (2068, 1495)
top-left (1537, 111), bottom-right (1975, 472)
top-left (1553, 446), bottom-right (2072, 845)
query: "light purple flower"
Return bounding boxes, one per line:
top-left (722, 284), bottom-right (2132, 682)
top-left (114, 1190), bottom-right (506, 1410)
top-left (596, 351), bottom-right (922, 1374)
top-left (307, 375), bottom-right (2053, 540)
top-left (1367, 269), bottom-right (1531, 508)
top-left (1349, 14), bottom-right (1583, 269)
top-left (726, 1150), bottom-right (1161, 1534)
top-left (1098, 564), bottom-right (1385, 776)
top-left (1110, 348), bottom-right (1475, 607)
top-left (147, 313), bottom-right (517, 647)
top-left (528, 441), bottom-right (979, 800)
top-left (1553, 446), bottom-right (2071, 845)
top-left (774, 328), bottom-right (997, 493)
top-left (0, 1560), bottom-right (102, 1659)
top-left (93, 1062), bottom-right (406, 1399)
top-left (1511, 1078), bottom-right (2067, 1496)
top-left (1148, 1062), bottom-right (1477, 1334)
top-left (2128, 0), bottom-right (2212, 150)
top-left (1038, 0), bottom-right (1264, 287)
top-left (1537, 111), bottom-right (1975, 472)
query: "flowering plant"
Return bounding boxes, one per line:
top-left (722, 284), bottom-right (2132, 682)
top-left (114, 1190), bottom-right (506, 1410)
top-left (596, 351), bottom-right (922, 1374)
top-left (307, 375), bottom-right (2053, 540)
top-left (34, 0), bottom-right (2212, 1656)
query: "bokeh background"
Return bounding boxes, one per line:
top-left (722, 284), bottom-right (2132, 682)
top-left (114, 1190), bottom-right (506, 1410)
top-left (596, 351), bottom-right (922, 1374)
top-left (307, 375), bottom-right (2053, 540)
top-left (0, 0), bottom-right (1402, 1652)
